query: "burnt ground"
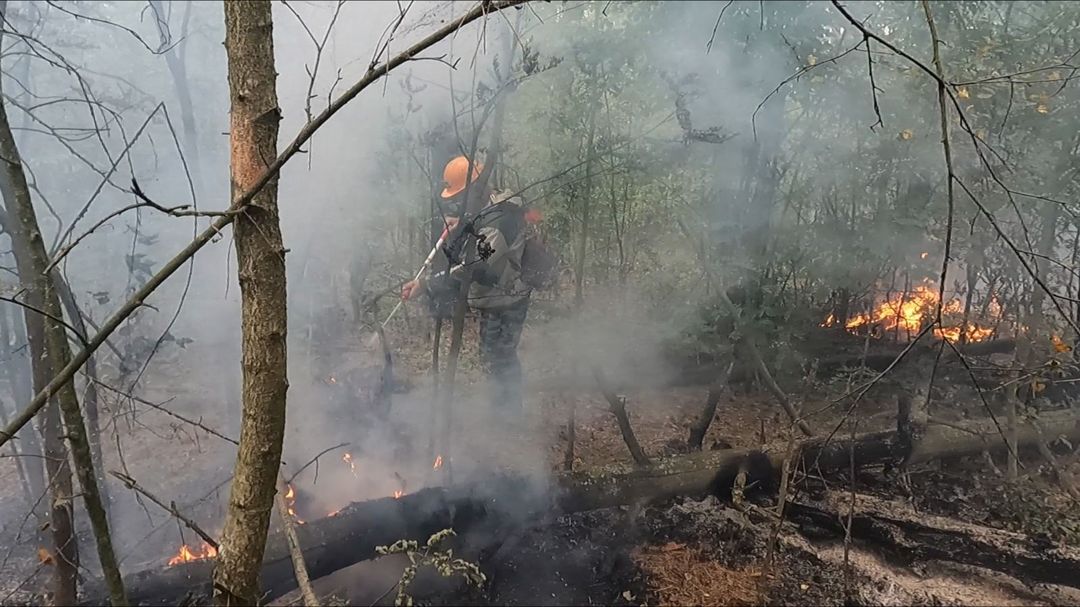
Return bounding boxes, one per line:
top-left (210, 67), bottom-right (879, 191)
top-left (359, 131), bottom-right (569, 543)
top-left (2, 313), bottom-right (1080, 606)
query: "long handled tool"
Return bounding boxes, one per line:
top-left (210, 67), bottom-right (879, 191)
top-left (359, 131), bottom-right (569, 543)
top-left (368, 226), bottom-right (450, 343)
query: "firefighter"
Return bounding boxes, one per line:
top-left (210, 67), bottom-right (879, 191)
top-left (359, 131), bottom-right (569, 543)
top-left (401, 155), bottom-right (532, 416)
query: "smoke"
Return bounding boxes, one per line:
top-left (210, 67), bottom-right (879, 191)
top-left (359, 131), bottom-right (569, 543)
top-left (3, 0), bottom-right (1075, 601)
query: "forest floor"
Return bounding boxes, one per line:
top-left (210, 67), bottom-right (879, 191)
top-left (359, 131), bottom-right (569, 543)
top-left (1, 311), bottom-right (1080, 606)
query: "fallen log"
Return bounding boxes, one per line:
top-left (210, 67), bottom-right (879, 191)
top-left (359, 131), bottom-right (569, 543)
top-left (83, 476), bottom-right (545, 606)
top-left (813, 338), bottom-right (1016, 377)
top-left (787, 490), bottom-right (1080, 589)
top-left (84, 410), bottom-right (1080, 605)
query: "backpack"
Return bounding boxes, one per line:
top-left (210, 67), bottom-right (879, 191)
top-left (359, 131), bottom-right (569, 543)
top-left (520, 227), bottom-right (559, 290)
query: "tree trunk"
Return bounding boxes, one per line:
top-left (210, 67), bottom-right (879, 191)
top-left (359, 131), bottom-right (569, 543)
top-left (438, 16), bottom-right (520, 482)
top-left (0, 8), bottom-right (126, 601)
top-left (573, 108), bottom-right (597, 308)
top-left (214, 2), bottom-right (287, 605)
top-left (151, 0), bottom-right (202, 189)
top-left (54, 274), bottom-right (111, 523)
top-left (0, 303), bottom-right (46, 513)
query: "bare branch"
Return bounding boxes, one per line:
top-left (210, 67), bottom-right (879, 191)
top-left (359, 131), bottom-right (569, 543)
top-left (110, 471), bottom-right (219, 548)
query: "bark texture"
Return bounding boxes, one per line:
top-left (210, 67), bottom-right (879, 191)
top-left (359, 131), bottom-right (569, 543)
top-left (214, 2), bottom-right (287, 604)
top-left (0, 7), bottom-right (125, 602)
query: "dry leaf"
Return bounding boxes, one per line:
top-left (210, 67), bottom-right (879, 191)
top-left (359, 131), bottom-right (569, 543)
top-left (1036, 103), bottom-right (1050, 114)
top-left (899, 129), bottom-right (914, 141)
top-left (1034, 380), bottom-right (1046, 395)
top-left (957, 86), bottom-right (970, 99)
top-left (807, 54), bottom-right (817, 66)
top-left (38, 547), bottom-right (54, 566)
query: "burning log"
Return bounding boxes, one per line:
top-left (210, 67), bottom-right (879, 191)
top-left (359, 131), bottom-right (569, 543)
top-left (82, 478), bottom-right (542, 606)
top-left (83, 410), bottom-right (1080, 605)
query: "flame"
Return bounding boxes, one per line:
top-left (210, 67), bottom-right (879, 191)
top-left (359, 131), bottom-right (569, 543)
top-left (920, 252), bottom-right (929, 259)
top-left (168, 543), bottom-right (218, 566)
top-left (830, 283), bottom-right (996, 342)
top-left (284, 484), bottom-right (304, 523)
top-left (934, 323), bottom-right (994, 343)
top-left (393, 490), bottom-right (404, 499)
top-left (343, 452), bottom-right (359, 478)
top-left (433, 455), bottom-right (443, 470)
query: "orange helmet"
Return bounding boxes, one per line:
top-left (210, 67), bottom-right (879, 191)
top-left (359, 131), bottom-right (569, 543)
top-left (440, 155), bottom-right (483, 199)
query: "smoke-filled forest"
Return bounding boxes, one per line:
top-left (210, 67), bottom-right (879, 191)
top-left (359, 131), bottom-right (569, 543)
top-left (0, 1), bottom-right (1079, 605)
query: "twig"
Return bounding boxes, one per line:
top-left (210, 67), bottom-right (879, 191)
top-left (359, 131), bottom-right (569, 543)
top-left (592, 367), bottom-right (650, 466)
top-left (706, 0), bottom-right (735, 54)
top-left (109, 471), bottom-right (218, 549)
top-left (276, 475), bottom-right (318, 607)
top-left (285, 442), bottom-right (350, 485)
top-left (88, 376), bottom-right (239, 446)
top-left (0, 294), bottom-right (88, 348)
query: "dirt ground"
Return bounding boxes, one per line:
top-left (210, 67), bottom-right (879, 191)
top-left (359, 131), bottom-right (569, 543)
top-left (2, 311), bottom-right (1079, 606)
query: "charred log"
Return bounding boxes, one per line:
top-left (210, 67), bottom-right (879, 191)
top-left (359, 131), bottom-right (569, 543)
top-left (813, 338), bottom-right (1016, 377)
top-left (787, 491), bottom-right (1080, 589)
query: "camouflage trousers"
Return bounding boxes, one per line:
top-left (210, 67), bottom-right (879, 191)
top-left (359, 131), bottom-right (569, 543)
top-left (478, 298), bottom-right (529, 412)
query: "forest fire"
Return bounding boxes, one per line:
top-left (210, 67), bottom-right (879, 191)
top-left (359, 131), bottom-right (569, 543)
top-left (823, 284), bottom-right (997, 342)
top-left (167, 543), bottom-right (218, 566)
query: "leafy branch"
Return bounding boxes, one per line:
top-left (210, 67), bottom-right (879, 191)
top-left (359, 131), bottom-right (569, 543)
top-left (375, 529), bottom-right (486, 607)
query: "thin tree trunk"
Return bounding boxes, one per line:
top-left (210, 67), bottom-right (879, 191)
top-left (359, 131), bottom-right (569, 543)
top-left (439, 15), bottom-right (520, 483)
top-left (151, 0), bottom-right (202, 187)
top-left (214, 2), bottom-right (287, 604)
top-left (0, 8), bottom-right (126, 601)
top-left (0, 304), bottom-right (46, 512)
top-left (573, 108), bottom-right (597, 308)
top-left (54, 274), bottom-right (111, 523)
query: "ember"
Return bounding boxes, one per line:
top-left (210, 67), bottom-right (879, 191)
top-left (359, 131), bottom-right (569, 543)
top-left (433, 454), bottom-right (443, 470)
top-left (393, 490), bottom-right (404, 499)
top-left (343, 452), bottom-right (359, 477)
top-left (167, 543), bottom-right (217, 566)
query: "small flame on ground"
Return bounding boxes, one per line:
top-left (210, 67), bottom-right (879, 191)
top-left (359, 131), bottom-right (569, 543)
top-left (168, 543), bottom-right (218, 566)
top-left (393, 490), bottom-right (404, 499)
top-left (920, 252), bottom-right (929, 259)
top-left (433, 455), bottom-right (443, 470)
